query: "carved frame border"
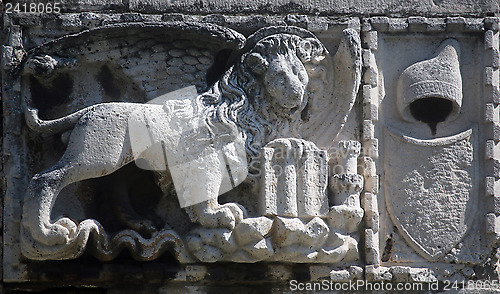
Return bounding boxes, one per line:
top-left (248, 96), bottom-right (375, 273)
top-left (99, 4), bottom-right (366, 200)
top-left (360, 17), bottom-right (381, 273)
top-left (2, 15), bottom-right (26, 282)
top-left (363, 16), bottom-right (500, 281)
top-left (5, 11), bottom-right (499, 285)
top-left (1, 12), bottom-right (367, 283)
top-left (484, 18), bottom-right (500, 246)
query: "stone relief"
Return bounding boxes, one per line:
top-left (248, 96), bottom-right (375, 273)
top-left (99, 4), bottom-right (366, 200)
top-left (4, 12), bottom-right (499, 288)
top-left (19, 23), bottom-right (363, 263)
top-left (384, 127), bottom-right (477, 261)
top-left (376, 29), bottom-right (488, 269)
top-left (386, 39), bottom-right (477, 262)
top-left (397, 39), bottom-right (463, 134)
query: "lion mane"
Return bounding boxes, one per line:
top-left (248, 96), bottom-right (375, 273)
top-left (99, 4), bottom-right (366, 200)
top-left (195, 33), bottom-right (329, 164)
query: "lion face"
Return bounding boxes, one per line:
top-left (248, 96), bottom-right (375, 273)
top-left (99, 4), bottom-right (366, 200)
top-left (203, 33), bottom-right (328, 159)
top-left (246, 51), bottom-right (309, 113)
top-left (264, 54), bottom-right (309, 111)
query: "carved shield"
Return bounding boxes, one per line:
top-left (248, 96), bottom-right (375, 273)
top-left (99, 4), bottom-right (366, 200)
top-left (384, 127), bottom-right (477, 261)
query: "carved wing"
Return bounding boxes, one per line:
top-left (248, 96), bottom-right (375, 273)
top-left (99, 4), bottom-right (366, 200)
top-left (299, 28), bottom-right (362, 149)
top-left (232, 26), bottom-right (362, 150)
top-left (21, 22), bottom-right (245, 120)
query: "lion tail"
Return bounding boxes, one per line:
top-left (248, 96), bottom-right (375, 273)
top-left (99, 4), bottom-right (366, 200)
top-left (24, 105), bottom-right (92, 134)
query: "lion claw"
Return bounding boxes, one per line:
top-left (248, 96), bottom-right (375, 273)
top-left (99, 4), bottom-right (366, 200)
top-left (221, 203), bottom-right (247, 225)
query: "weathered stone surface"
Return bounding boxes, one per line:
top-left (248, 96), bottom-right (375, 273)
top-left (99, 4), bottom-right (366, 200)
top-left (10, 22), bottom-right (363, 269)
top-left (371, 16), bottom-right (495, 285)
top-left (52, 0), bottom-right (499, 17)
top-left (328, 205), bottom-right (364, 233)
top-left (259, 139), bottom-right (329, 218)
top-left (273, 216), bottom-right (329, 248)
top-left (384, 127), bottom-right (477, 262)
top-left (242, 238), bottom-right (274, 260)
top-left (2, 3), bottom-right (500, 293)
top-left (234, 216), bottom-right (273, 245)
top-left (397, 39), bottom-right (462, 124)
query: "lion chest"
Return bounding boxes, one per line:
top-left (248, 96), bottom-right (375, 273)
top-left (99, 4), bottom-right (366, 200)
top-left (128, 99), bottom-right (247, 207)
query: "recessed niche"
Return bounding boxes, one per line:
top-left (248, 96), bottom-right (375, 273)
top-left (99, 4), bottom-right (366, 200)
top-left (409, 97), bottom-right (453, 135)
top-left (397, 39), bottom-right (462, 126)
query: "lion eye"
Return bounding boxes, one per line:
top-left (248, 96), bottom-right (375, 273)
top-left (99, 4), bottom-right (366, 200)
top-left (298, 70), bottom-right (307, 82)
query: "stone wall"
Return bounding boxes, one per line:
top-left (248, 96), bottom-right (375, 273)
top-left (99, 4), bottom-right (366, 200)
top-left (1, 1), bottom-right (500, 293)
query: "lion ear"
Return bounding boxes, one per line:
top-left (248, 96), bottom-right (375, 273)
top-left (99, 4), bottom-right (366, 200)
top-left (297, 39), bottom-right (313, 62)
top-left (246, 53), bottom-right (269, 75)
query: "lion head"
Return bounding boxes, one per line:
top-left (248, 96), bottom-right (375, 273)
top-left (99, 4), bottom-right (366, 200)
top-left (196, 29), bottom-right (330, 162)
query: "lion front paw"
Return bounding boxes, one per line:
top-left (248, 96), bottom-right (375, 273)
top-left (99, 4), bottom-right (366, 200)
top-left (207, 207), bottom-right (237, 230)
top-left (220, 203), bottom-right (247, 224)
top-left (190, 203), bottom-right (247, 230)
top-left (265, 138), bottom-right (318, 159)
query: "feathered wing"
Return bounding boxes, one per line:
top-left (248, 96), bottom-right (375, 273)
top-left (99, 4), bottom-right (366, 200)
top-left (22, 22), bottom-right (245, 121)
top-left (299, 28), bottom-right (362, 149)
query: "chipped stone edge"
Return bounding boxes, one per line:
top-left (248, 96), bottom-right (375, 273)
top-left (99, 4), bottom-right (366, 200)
top-left (6, 13), bottom-right (500, 284)
top-left (2, 18), bottom-right (28, 282)
top-left (2, 12), bottom-right (362, 282)
top-left (369, 16), bottom-right (488, 33)
top-left (484, 17), bottom-right (500, 247)
top-left (361, 18), bottom-right (380, 270)
top-left (9, 12), bottom-right (360, 33)
top-left (365, 265), bottom-right (438, 283)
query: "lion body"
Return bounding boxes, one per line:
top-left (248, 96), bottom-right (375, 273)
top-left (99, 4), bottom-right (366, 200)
top-left (21, 32), bottom-right (333, 257)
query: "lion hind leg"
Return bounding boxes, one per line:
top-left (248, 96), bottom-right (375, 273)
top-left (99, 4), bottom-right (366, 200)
top-left (22, 167), bottom-right (77, 246)
top-left (22, 144), bottom-right (134, 247)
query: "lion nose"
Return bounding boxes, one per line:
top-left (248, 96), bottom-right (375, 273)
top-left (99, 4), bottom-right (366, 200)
top-left (288, 75), bottom-right (305, 98)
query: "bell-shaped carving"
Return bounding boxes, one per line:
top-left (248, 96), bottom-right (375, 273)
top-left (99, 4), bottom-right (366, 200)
top-left (397, 39), bottom-right (462, 126)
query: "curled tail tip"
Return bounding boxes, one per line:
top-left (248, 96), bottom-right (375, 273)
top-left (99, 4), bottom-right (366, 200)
top-left (23, 106), bottom-right (60, 134)
top-left (23, 105), bottom-right (90, 134)
top-left (24, 107), bottom-right (42, 129)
